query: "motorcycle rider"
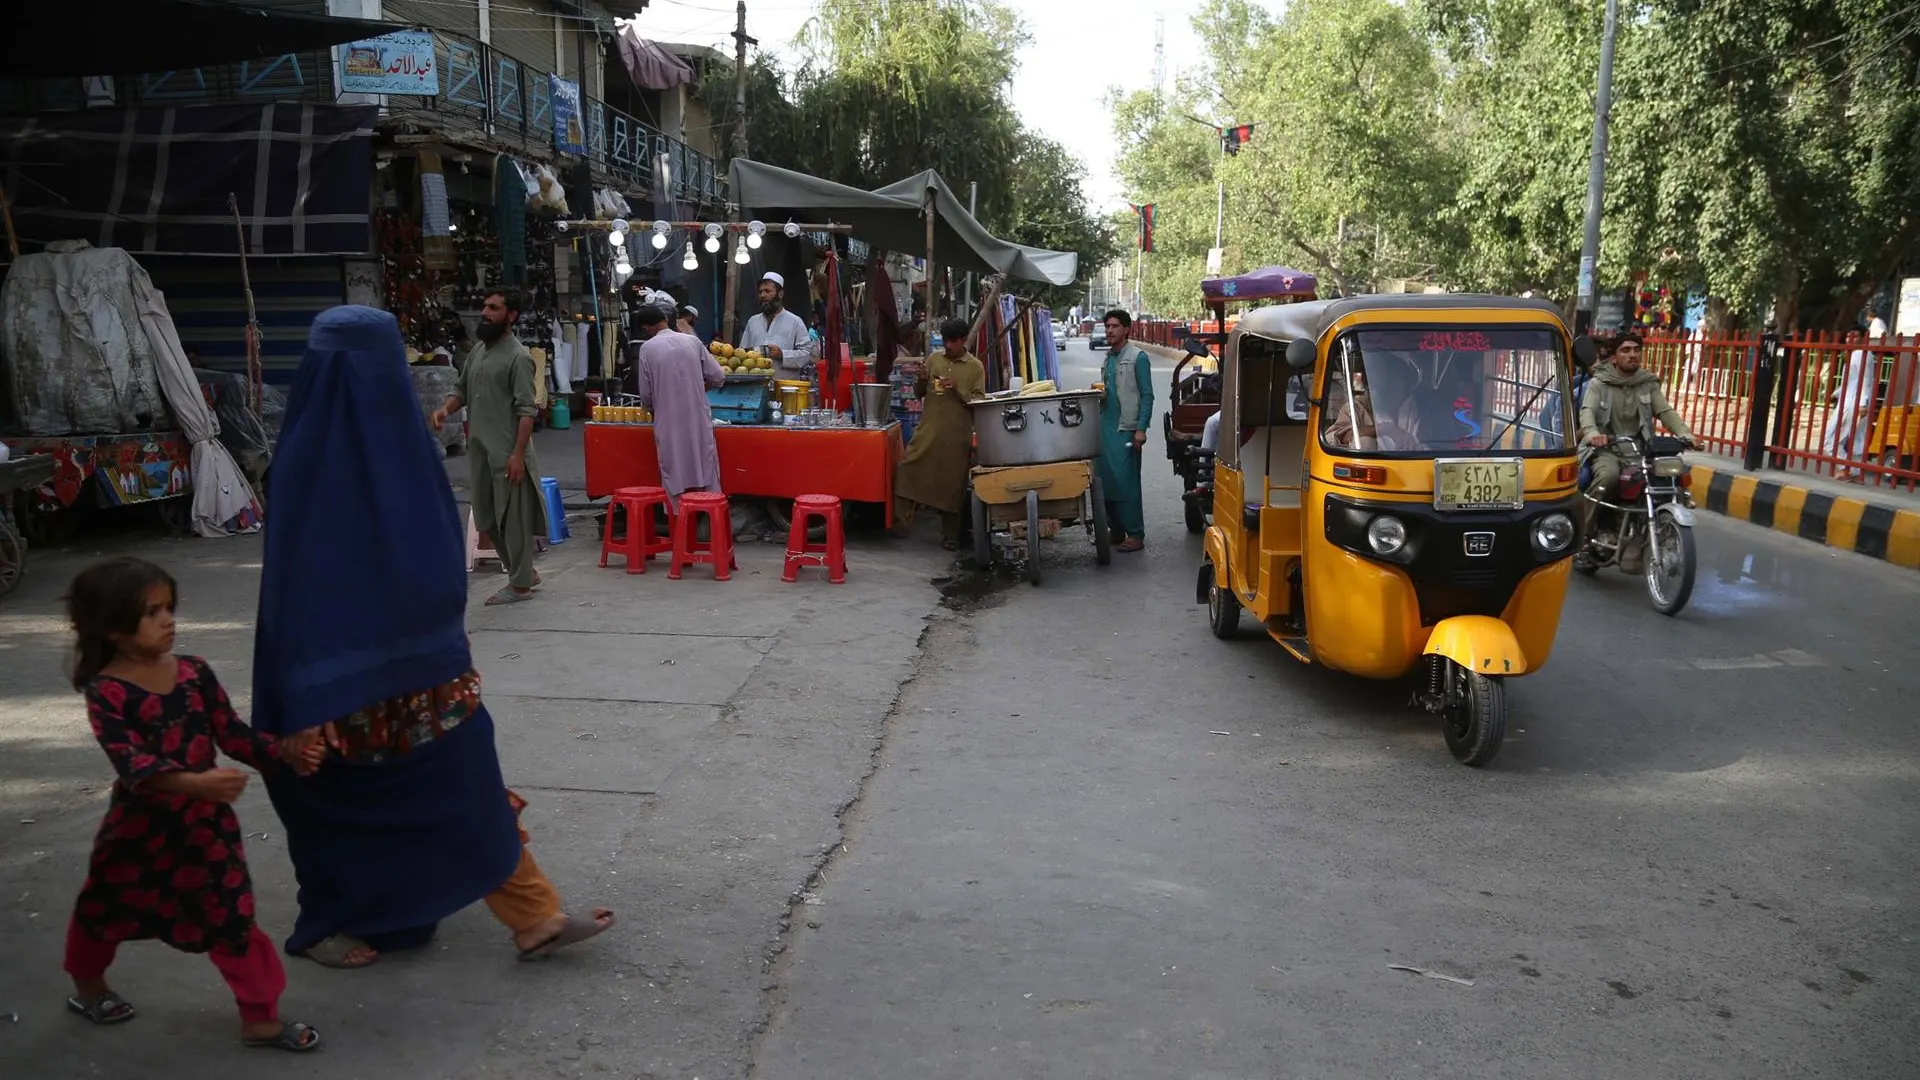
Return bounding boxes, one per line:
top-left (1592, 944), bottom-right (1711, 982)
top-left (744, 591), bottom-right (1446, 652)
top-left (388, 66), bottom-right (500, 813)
top-left (1575, 332), bottom-right (1699, 569)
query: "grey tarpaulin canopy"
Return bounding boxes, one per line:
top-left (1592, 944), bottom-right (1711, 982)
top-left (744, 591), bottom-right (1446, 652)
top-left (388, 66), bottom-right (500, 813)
top-left (727, 160), bottom-right (1079, 286)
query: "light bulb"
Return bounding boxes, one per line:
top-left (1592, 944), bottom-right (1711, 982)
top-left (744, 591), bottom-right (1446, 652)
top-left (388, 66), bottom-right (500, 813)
top-left (704, 235), bottom-right (721, 254)
top-left (651, 230), bottom-right (668, 250)
top-left (783, 220), bottom-right (801, 238)
top-left (556, 219), bottom-right (570, 232)
top-left (746, 232), bottom-right (762, 250)
top-left (609, 231), bottom-right (626, 249)
top-left (733, 237), bottom-right (751, 264)
top-left (681, 242), bottom-right (698, 271)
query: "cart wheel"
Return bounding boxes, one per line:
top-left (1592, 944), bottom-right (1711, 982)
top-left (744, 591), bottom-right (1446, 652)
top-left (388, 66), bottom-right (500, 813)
top-left (1184, 497), bottom-right (1206, 534)
top-left (1205, 559), bottom-right (1241, 639)
top-left (155, 495), bottom-right (193, 535)
top-left (1025, 489), bottom-right (1042, 586)
top-left (1441, 664), bottom-right (1507, 767)
top-left (1090, 475), bottom-right (1111, 567)
top-left (0, 515), bottom-right (23, 598)
top-left (766, 498), bottom-right (828, 543)
top-left (16, 496), bottom-right (77, 548)
top-left (971, 491), bottom-right (992, 567)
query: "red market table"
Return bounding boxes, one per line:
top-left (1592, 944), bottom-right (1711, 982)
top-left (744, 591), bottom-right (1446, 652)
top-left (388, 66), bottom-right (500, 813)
top-left (584, 422), bottom-right (905, 526)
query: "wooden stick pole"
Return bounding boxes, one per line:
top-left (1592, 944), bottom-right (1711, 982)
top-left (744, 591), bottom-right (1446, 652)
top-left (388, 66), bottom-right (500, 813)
top-left (924, 190), bottom-right (936, 360)
top-left (0, 184), bottom-right (19, 259)
top-left (228, 193), bottom-right (262, 416)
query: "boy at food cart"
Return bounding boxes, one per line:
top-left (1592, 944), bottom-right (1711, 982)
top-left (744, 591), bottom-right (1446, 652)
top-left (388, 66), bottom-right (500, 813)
top-left (892, 318), bottom-right (987, 550)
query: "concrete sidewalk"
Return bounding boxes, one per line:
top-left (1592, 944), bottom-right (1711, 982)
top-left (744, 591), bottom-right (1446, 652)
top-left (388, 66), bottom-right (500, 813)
top-left (1687, 453), bottom-right (1920, 570)
top-left (0, 518), bottom-right (954, 1078)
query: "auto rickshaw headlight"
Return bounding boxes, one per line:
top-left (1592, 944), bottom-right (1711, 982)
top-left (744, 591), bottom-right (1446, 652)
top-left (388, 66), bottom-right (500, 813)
top-left (1534, 513), bottom-right (1575, 553)
top-left (1366, 515), bottom-right (1407, 556)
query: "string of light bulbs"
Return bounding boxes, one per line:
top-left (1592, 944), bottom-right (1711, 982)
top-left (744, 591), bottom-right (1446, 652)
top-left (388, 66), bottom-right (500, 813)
top-left (555, 217), bottom-right (850, 278)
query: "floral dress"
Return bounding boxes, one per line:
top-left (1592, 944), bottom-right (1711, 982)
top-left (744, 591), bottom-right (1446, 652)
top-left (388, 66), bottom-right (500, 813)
top-left (73, 656), bottom-right (279, 954)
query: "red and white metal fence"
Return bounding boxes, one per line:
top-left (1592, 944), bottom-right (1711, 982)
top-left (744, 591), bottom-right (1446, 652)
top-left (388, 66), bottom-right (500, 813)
top-left (1643, 331), bottom-right (1920, 493)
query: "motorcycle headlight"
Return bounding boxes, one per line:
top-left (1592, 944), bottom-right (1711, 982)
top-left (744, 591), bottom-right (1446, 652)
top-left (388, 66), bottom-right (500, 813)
top-left (1653, 457), bottom-right (1686, 477)
top-left (1367, 515), bottom-right (1407, 556)
top-left (1533, 512), bottom-right (1575, 553)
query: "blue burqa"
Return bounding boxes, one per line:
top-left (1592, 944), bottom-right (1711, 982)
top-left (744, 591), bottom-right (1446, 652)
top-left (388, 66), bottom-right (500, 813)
top-left (255, 305), bottom-right (521, 955)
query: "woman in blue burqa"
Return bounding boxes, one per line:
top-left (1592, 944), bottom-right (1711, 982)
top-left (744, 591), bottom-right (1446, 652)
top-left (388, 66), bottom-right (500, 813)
top-left (253, 306), bottom-right (614, 968)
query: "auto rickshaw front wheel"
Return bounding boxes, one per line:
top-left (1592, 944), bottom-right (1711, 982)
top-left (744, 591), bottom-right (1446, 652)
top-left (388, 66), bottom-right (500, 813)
top-left (1440, 664), bottom-right (1507, 767)
top-left (1203, 560), bottom-right (1241, 639)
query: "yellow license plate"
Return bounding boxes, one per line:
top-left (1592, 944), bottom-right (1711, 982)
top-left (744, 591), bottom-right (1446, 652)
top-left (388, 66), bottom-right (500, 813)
top-left (1434, 458), bottom-right (1524, 511)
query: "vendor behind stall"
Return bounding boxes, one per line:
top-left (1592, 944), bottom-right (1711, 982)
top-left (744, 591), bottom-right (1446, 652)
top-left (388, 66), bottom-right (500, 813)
top-left (892, 317), bottom-right (986, 550)
top-left (739, 272), bottom-right (813, 374)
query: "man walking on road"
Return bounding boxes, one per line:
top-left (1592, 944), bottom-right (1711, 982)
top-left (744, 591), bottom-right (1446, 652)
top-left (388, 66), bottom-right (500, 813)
top-left (1097, 309), bottom-right (1155, 553)
top-left (431, 289), bottom-right (542, 606)
top-left (634, 304), bottom-right (726, 500)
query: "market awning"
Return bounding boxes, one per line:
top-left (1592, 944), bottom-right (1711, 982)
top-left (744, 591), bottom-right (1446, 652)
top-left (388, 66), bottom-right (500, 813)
top-left (728, 160), bottom-right (1080, 286)
top-left (5, 0), bottom-right (402, 77)
top-left (873, 171), bottom-right (1079, 286)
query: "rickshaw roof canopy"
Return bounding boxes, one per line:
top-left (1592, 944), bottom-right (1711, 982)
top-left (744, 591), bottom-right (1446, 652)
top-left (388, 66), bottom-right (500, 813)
top-left (1234, 293), bottom-right (1570, 346)
top-left (1201, 265), bottom-right (1319, 304)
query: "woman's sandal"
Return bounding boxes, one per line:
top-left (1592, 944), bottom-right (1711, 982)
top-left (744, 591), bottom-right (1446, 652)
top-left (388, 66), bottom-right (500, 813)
top-left (298, 935), bottom-right (379, 969)
top-left (243, 1021), bottom-right (322, 1052)
top-left (66, 993), bottom-right (136, 1024)
top-left (517, 909), bottom-right (617, 961)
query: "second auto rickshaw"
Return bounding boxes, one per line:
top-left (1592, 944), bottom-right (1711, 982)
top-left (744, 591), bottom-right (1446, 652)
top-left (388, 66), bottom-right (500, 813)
top-left (1197, 294), bottom-right (1593, 766)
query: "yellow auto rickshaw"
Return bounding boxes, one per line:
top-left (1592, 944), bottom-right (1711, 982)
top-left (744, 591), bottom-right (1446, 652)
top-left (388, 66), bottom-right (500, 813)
top-left (1197, 295), bottom-right (1594, 766)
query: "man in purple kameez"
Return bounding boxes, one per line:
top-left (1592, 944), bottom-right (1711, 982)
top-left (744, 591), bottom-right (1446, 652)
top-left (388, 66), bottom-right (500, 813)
top-left (633, 304), bottom-right (726, 498)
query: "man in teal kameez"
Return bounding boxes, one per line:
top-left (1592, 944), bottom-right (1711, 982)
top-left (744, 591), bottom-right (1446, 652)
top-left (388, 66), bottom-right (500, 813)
top-left (431, 289), bottom-right (543, 605)
top-left (1096, 309), bottom-right (1155, 552)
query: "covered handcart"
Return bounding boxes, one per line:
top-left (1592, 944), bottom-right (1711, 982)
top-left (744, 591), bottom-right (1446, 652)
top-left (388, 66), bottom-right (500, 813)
top-left (583, 161), bottom-right (1079, 531)
top-left (0, 242), bottom-right (262, 542)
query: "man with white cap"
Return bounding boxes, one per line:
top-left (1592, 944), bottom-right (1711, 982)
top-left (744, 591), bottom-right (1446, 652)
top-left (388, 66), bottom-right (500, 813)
top-left (739, 271), bottom-right (814, 374)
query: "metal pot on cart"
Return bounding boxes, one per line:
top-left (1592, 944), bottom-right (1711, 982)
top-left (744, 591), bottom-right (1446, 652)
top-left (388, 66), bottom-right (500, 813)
top-left (966, 388), bottom-right (1112, 585)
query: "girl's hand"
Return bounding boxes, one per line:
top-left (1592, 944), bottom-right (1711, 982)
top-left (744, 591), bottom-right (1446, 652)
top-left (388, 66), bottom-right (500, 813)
top-left (188, 768), bottom-right (250, 804)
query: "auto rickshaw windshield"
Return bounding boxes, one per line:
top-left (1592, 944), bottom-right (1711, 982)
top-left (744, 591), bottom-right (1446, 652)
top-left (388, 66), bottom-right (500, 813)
top-left (1321, 326), bottom-right (1570, 455)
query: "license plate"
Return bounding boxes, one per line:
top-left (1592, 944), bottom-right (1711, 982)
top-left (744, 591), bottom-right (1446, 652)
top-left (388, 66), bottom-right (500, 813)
top-left (1434, 458), bottom-right (1524, 511)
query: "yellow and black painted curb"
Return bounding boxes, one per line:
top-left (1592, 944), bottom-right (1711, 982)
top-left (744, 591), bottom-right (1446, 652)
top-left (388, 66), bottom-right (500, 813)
top-left (1690, 465), bottom-right (1920, 570)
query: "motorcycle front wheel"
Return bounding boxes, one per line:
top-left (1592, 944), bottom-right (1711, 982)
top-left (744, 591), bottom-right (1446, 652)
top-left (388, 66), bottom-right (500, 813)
top-left (1645, 516), bottom-right (1697, 616)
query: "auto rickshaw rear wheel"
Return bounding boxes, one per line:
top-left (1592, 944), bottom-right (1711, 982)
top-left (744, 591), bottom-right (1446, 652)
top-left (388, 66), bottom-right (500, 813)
top-left (1440, 663), bottom-right (1507, 767)
top-left (1204, 559), bottom-right (1240, 639)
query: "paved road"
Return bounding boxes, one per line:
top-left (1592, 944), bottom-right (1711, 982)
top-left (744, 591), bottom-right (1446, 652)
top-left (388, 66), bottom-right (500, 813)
top-left (754, 338), bottom-right (1920, 1078)
top-left (3, 336), bottom-right (1914, 1078)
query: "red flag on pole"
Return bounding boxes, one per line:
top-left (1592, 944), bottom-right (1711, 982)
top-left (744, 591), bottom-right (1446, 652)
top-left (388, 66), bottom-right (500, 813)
top-left (1130, 203), bottom-right (1156, 252)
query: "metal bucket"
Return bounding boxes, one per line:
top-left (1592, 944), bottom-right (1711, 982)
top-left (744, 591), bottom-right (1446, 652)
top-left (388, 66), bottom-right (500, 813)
top-left (852, 383), bottom-right (893, 427)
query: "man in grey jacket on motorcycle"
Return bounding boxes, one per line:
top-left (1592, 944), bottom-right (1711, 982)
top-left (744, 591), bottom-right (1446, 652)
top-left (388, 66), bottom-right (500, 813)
top-left (1576, 333), bottom-right (1699, 567)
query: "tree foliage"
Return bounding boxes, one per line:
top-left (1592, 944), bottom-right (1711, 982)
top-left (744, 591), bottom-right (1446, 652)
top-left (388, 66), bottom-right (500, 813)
top-left (706, 0), bottom-right (1117, 309)
top-left (1111, 0), bottom-right (1920, 329)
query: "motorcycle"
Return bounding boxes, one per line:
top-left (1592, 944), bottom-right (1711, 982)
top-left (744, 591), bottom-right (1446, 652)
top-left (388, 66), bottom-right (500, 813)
top-left (1575, 435), bottom-right (1699, 615)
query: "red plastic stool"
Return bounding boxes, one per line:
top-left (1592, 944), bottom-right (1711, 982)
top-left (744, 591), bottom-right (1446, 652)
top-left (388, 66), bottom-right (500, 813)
top-left (599, 486), bottom-right (674, 574)
top-left (782, 494), bottom-right (847, 585)
top-left (669, 491), bottom-right (737, 581)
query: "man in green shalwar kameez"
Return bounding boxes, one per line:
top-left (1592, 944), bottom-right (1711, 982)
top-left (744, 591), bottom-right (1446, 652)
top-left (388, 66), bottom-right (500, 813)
top-left (1096, 309), bottom-right (1155, 552)
top-left (431, 289), bottom-right (544, 605)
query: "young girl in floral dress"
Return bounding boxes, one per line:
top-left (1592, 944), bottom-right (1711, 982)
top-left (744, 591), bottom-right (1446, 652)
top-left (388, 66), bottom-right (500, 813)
top-left (61, 556), bottom-right (324, 1052)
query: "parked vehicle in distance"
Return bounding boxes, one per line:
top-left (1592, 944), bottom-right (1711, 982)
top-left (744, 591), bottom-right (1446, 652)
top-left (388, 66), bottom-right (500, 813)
top-left (1052, 321), bottom-right (1067, 349)
top-left (1090, 324), bottom-right (1108, 351)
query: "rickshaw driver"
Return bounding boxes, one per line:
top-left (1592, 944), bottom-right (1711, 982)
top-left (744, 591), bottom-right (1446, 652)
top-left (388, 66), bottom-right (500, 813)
top-left (1575, 333), bottom-right (1699, 567)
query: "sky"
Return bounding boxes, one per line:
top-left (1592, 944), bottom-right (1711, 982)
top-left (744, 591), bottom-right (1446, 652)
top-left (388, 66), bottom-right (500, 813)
top-left (633, 0), bottom-right (1284, 213)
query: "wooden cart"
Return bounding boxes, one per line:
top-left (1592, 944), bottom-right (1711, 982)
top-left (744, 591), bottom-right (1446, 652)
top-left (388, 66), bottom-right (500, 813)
top-left (968, 460), bottom-right (1111, 585)
top-left (0, 454), bottom-right (57, 598)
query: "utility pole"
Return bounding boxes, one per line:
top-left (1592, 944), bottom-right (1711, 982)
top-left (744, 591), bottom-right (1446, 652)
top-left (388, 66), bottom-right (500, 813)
top-left (723, 0), bottom-right (756, 343)
top-left (963, 181), bottom-right (977, 315)
top-left (730, 1), bottom-right (752, 162)
top-left (1575, 0), bottom-right (1618, 335)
